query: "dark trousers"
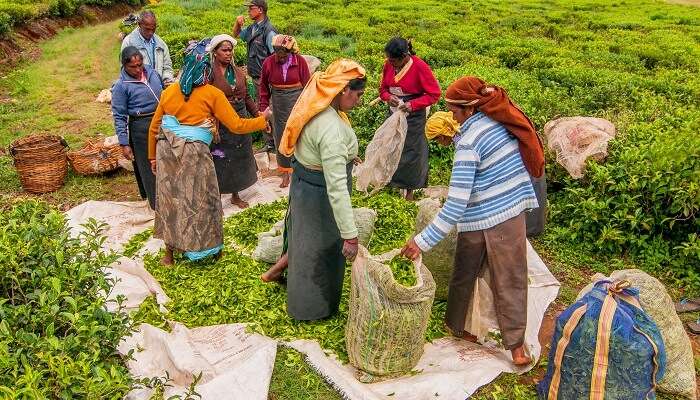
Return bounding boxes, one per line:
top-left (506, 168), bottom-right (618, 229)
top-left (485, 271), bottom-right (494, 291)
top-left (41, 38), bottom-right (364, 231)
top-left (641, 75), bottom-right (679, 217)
top-left (446, 213), bottom-right (528, 350)
top-left (128, 115), bottom-right (156, 210)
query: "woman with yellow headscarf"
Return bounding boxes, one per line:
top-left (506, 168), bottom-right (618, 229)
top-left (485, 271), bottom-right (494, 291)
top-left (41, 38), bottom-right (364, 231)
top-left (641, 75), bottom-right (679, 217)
top-left (268, 59), bottom-right (366, 321)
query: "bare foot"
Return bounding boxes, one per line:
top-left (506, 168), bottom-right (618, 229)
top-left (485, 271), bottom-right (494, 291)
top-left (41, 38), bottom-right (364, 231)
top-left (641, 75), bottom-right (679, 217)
top-left (405, 189), bottom-right (415, 201)
top-left (231, 193), bottom-right (249, 208)
top-left (161, 248), bottom-right (174, 266)
top-left (279, 172), bottom-right (290, 188)
top-left (445, 324), bottom-right (478, 342)
top-left (511, 345), bottom-right (532, 366)
top-left (261, 254), bottom-right (289, 283)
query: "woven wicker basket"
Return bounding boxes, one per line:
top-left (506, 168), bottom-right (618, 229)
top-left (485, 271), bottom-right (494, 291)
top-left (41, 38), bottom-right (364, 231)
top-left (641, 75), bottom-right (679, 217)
top-left (67, 139), bottom-right (122, 176)
top-left (9, 134), bottom-right (69, 194)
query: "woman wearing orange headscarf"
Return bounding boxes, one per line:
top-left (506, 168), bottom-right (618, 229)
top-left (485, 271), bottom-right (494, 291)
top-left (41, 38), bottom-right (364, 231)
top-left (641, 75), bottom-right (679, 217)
top-left (272, 59), bottom-right (366, 321)
top-left (402, 76), bottom-right (543, 366)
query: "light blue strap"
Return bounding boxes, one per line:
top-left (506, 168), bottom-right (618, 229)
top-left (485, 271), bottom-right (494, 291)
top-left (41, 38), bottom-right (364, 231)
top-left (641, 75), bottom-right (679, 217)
top-left (184, 244), bottom-right (223, 261)
top-left (162, 115), bottom-right (214, 145)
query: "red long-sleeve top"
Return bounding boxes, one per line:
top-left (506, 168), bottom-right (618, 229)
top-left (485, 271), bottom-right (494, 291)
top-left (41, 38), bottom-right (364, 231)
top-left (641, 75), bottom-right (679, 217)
top-left (379, 55), bottom-right (441, 111)
top-left (259, 53), bottom-right (311, 112)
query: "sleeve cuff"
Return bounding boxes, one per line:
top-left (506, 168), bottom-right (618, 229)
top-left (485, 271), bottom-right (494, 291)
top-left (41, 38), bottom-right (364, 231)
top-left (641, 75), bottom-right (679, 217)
top-left (117, 135), bottom-right (129, 146)
top-left (414, 232), bottom-right (433, 252)
top-left (340, 227), bottom-right (358, 240)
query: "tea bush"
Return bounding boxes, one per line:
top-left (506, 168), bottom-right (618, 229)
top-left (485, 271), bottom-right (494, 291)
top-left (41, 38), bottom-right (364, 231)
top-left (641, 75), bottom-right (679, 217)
top-left (143, 0), bottom-right (700, 293)
top-left (0, 0), bottom-right (144, 34)
top-left (0, 200), bottom-right (134, 397)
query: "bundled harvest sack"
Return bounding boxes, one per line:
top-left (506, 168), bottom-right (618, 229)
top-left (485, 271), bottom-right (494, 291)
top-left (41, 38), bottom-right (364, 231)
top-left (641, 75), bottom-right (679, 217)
top-left (356, 108), bottom-right (408, 194)
top-left (346, 246), bottom-right (436, 382)
top-left (414, 198), bottom-right (456, 301)
top-left (538, 280), bottom-right (666, 400)
top-left (544, 117), bottom-right (615, 179)
top-left (252, 208), bottom-right (378, 263)
top-left (252, 220), bottom-right (285, 263)
top-left (578, 270), bottom-right (696, 400)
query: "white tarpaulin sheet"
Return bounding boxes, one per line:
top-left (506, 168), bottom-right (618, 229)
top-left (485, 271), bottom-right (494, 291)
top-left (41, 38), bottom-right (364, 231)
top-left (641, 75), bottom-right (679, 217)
top-left (119, 323), bottom-right (277, 400)
top-left (288, 241), bottom-right (559, 400)
top-left (104, 256), bottom-right (170, 313)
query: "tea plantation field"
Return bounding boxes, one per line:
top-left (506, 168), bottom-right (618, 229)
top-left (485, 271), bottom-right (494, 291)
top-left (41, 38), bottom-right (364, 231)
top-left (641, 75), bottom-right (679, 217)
top-left (144, 0), bottom-right (700, 292)
top-left (2, 0), bottom-right (700, 398)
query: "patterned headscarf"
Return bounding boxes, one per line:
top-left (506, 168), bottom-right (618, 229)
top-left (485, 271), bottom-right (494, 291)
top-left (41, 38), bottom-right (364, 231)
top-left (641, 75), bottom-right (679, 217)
top-left (180, 53), bottom-right (213, 101)
top-left (271, 34), bottom-right (300, 54)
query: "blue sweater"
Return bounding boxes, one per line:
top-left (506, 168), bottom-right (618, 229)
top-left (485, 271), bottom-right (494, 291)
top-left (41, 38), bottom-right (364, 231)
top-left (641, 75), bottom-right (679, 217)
top-left (111, 66), bottom-right (163, 145)
top-left (415, 112), bottom-right (539, 252)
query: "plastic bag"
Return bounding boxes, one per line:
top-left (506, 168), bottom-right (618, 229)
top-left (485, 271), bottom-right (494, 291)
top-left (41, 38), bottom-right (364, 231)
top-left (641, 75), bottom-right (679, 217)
top-left (356, 107), bottom-right (408, 194)
top-left (544, 117), bottom-right (615, 179)
top-left (414, 198), bottom-right (456, 301)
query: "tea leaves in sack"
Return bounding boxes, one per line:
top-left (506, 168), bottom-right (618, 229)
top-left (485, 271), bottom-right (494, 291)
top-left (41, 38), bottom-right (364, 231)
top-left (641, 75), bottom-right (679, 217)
top-left (415, 198), bottom-right (456, 301)
top-left (346, 246), bottom-right (436, 383)
top-left (356, 109), bottom-right (408, 194)
top-left (577, 270), bottom-right (696, 400)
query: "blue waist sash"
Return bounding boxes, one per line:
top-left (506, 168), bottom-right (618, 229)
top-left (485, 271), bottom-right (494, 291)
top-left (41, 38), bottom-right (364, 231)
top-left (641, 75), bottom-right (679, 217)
top-left (162, 115), bottom-right (214, 145)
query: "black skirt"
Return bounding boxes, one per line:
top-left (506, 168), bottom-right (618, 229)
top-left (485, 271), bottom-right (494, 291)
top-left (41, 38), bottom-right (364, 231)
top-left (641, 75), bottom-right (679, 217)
top-left (271, 86), bottom-right (303, 169)
top-left (211, 100), bottom-right (258, 194)
top-left (389, 106), bottom-right (429, 190)
top-left (128, 115), bottom-right (156, 210)
top-left (286, 159), bottom-right (353, 321)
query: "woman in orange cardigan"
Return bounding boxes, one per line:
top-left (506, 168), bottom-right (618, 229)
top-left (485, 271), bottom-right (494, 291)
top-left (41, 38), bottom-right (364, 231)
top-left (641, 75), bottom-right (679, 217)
top-left (148, 53), bottom-right (271, 265)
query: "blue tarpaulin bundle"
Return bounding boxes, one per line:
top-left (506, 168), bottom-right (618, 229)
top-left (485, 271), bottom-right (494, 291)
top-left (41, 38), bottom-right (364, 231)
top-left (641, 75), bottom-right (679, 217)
top-left (538, 280), bottom-right (666, 400)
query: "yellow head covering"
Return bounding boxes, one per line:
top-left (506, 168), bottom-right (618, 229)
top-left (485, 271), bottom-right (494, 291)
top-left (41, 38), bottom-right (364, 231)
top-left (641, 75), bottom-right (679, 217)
top-left (425, 111), bottom-right (460, 140)
top-left (279, 59), bottom-right (366, 157)
top-left (271, 34), bottom-right (300, 54)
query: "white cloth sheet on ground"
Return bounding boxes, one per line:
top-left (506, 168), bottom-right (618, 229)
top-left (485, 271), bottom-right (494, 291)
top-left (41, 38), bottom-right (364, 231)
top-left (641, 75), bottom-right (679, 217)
top-left (287, 241), bottom-right (560, 400)
top-left (118, 323), bottom-right (277, 400)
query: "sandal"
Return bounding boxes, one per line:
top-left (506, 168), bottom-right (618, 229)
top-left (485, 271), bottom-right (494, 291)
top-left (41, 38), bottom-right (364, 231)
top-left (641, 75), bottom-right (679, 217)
top-left (675, 298), bottom-right (700, 313)
top-left (688, 319), bottom-right (700, 335)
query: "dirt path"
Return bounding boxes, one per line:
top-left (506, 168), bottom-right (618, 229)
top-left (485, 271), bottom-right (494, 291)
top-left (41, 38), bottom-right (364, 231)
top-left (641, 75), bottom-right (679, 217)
top-left (0, 19), bottom-right (140, 209)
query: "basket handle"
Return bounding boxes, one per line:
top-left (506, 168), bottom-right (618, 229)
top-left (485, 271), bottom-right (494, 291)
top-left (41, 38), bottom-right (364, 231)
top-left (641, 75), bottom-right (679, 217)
top-left (60, 138), bottom-right (69, 149)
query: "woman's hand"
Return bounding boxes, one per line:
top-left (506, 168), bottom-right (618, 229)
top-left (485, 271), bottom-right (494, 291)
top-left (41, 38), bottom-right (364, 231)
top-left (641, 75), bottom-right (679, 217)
top-left (150, 160), bottom-right (157, 175)
top-left (400, 237), bottom-right (421, 260)
top-left (342, 237), bottom-right (359, 261)
top-left (262, 107), bottom-right (273, 122)
top-left (353, 156), bottom-right (363, 166)
top-left (235, 15), bottom-right (245, 27)
top-left (121, 145), bottom-right (134, 161)
top-left (388, 95), bottom-right (401, 107)
top-left (399, 101), bottom-right (413, 113)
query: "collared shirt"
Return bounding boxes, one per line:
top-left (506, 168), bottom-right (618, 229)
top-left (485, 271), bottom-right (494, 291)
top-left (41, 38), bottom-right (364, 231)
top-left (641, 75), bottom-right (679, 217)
top-left (138, 30), bottom-right (156, 66)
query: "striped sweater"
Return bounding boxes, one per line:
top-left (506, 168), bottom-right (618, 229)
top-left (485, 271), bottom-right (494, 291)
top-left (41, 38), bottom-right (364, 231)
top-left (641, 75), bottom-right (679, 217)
top-left (415, 112), bottom-right (539, 252)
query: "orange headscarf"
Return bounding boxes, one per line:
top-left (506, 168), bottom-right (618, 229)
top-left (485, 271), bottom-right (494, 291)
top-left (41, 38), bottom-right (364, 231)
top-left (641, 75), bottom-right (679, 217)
top-left (279, 59), bottom-right (366, 157)
top-left (446, 76), bottom-right (545, 178)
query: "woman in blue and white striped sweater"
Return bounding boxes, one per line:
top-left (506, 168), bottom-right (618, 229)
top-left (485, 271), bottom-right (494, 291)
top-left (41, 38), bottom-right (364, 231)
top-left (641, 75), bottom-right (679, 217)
top-left (402, 76), bottom-right (545, 366)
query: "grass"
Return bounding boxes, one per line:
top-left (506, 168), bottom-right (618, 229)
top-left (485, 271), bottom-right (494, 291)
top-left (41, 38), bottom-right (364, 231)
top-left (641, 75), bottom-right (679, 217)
top-left (0, 20), bottom-right (141, 209)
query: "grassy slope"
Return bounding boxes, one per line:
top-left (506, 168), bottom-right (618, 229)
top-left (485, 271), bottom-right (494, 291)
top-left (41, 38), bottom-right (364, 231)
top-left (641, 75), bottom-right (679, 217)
top-left (0, 20), bottom-right (140, 208)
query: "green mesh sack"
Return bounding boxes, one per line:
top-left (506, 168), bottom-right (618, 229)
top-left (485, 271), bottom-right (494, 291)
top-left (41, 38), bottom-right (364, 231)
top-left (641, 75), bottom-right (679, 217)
top-left (346, 246), bottom-right (436, 383)
top-left (415, 198), bottom-right (456, 301)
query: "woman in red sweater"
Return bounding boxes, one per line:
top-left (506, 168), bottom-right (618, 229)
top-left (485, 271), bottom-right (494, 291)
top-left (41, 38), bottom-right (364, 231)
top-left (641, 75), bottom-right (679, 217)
top-left (259, 34), bottom-right (310, 187)
top-left (379, 37), bottom-right (441, 200)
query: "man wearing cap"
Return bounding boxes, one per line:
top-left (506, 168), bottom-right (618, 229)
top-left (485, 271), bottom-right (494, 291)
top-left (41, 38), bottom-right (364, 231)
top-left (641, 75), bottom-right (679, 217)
top-left (234, 0), bottom-right (277, 151)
